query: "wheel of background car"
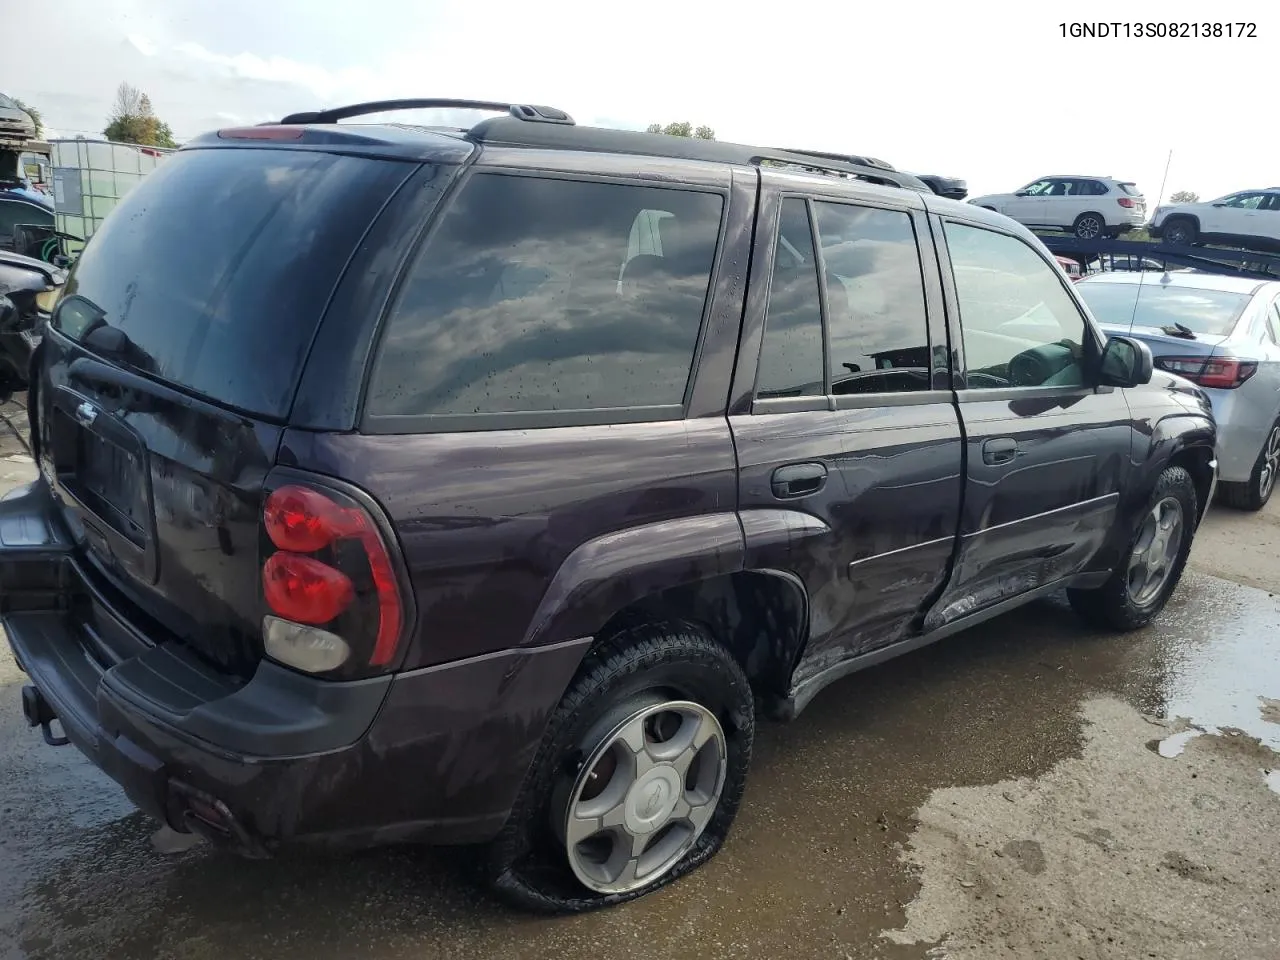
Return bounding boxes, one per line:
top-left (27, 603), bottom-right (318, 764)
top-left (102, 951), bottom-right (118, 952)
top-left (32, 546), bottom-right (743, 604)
top-left (1067, 464), bottom-right (1198, 631)
top-left (1072, 213), bottom-right (1104, 240)
top-left (1220, 418), bottom-right (1280, 512)
top-left (1163, 217), bottom-right (1197, 246)
top-left (486, 619), bottom-right (754, 912)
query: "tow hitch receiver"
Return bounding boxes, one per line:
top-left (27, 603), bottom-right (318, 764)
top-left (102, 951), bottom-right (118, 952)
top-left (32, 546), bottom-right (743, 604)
top-left (21, 684), bottom-right (69, 746)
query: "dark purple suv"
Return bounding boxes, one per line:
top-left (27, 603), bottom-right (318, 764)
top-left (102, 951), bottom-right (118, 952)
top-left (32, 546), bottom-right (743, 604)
top-left (0, 99), bottom-right (1216, 911)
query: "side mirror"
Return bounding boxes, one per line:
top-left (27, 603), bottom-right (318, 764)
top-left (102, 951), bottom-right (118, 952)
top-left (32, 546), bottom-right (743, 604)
top-left (0, 295), bottom-right (16, 332)
top-left (1013, 190), bottom-right (1029, 197)
top-left (1211, 202), bottom-right (1227, 208)
top-left (1099, 335), bottom-right (1153, 388)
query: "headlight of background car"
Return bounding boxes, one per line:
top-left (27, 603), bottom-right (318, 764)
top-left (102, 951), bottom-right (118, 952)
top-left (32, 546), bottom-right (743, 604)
top-left (34, 287), bottom-right (62, 314)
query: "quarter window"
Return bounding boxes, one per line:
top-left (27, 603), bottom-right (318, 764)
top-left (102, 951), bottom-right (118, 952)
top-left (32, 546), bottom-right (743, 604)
top-left (365, 174), bottom-right (723, 418)
top-left (944, 223), bottom-right (1091, 389)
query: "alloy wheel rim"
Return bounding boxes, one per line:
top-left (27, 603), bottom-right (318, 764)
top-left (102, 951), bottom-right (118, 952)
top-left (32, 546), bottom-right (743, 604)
top-left (1078, 217), bottom-right (1101, 238)
top-left (1126, 496), bottom-right (1184, 606)
top-left (1259, 425), bottom-right (1280, 500)
top-left (561, 700), bottom-right (727, 895)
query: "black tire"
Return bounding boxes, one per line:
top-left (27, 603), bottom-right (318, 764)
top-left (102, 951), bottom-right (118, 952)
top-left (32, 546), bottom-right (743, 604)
top-left (1072, 212), bottom-right (1105, 240)
top-left (1219, 419), bottom-right (1280, 512)
top-left (1162, 217), bottom-right (1198, 246)
top-left (1067, 465), bottom-right (1198, 631)
top-left (487, 619), bottom-right (754, 913)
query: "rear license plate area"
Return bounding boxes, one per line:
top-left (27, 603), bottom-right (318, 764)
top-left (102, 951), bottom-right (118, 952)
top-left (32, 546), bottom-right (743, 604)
top-left (50, 407), bottom-right (148, 548)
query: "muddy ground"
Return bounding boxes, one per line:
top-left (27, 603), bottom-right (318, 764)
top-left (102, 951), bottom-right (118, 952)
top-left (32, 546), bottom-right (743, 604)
top-left (0, 400), bottom-right (1277, 959)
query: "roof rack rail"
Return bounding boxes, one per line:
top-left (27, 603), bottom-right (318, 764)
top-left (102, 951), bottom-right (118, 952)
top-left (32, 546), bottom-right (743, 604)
top-left (781, 148), bottom-right (897, 171)
top-left (465, 117), bottom-right (930, 194)
top-left (279, 98), bottom-right (574, 127)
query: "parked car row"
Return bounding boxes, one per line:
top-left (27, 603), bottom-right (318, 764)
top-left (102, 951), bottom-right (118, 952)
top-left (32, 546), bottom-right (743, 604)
top-left (971, 177), bottom-right (1280, 255)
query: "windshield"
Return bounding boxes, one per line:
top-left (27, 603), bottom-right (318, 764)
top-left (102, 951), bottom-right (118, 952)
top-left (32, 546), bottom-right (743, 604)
top-left (0, 94), bottom-right (20, 110)
top-left (54, 147), bottom-right (411, 419)
top-left (1076, 282), bottom-right (1250, 336)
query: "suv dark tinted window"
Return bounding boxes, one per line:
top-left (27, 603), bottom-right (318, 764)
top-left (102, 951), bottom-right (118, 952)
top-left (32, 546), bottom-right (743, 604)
top-left (756, 198), bottom-right (824, 398)
top-left (55, 148), bottom-right (409, 419)
top-left (366, 174), bottom-right (722, 419)
top-left (814, 201), bottom-right (929, 394)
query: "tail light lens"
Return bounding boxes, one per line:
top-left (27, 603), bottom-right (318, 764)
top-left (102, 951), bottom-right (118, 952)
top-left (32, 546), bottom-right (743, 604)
top-left (1155, 356), bottom-right (1257, 389)
top-left (260, 478), bottom-right (409, 678)
top-left (1117, 197), bottom-right (1136, 208)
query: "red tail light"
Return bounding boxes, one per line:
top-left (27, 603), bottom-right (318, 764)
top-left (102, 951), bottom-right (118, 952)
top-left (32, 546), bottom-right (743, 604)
top-left (1117, 197), bottom-right (1136, 208)
top-left (1155, 356), bottom-right (1257, 389)
top-left (260, 481), bottom-right (407, 676)
top-left (263, 553), bottom-right (355, 623)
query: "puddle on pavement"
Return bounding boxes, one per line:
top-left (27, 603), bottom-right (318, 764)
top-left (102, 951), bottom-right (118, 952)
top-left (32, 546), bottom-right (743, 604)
top-left (1, 571), bottom-right (1277, 959)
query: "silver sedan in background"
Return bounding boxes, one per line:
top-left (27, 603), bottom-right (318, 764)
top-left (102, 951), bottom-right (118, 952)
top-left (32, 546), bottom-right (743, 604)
top-left (1076, 271), bottom-right (1280, 510)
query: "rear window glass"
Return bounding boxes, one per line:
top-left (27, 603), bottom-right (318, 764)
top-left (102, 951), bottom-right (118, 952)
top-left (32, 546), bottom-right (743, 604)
top-left (1077, 281), bottom-right (1249, 335)
top-left (365, 173), bottom-right (723, 420)
top-left (1117, 182), bottom-right (1141, 196)
top-left (54, 148), bottom-right (410, 418)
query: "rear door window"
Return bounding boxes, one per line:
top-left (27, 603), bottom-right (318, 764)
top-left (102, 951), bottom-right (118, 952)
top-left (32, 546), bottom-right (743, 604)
top-left (813, 201), bottom-right (930, 394)
top-left (53, 147), bottom-right (411, 419)
top-left (365, 173), bottom-right (723, 422)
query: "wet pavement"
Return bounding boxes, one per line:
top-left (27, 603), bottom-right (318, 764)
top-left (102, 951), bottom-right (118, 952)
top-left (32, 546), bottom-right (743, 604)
top-left (1, 398), bottom-right (1277, 958)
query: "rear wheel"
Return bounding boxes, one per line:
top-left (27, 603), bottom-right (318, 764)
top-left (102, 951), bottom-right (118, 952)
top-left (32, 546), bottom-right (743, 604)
top-left (1220, 420), bottom-right (1280, 511)
top-left (1068, 465), bottom-right (1197, 631)
top-left (487, 620), bottom-right (754, 912)
top-left (1073, 213), bottom-right (1105, 240)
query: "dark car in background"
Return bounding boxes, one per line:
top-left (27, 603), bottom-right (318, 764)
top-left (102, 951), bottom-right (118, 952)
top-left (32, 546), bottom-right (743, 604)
top-left (0, 99), bottom-right (1215, 913)
top-left (0, 249), bottom-right (64, 399)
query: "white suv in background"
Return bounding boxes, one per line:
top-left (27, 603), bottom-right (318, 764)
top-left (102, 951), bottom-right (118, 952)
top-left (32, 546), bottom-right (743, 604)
top-left (968, 176), bottom-right (1146, 239)
top-left (1149, 188), bottom-right (1280, 252)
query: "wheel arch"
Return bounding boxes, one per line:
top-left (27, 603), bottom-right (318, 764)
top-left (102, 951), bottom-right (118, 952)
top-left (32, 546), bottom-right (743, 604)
top-left (520, 514), bottom-right (810, 706)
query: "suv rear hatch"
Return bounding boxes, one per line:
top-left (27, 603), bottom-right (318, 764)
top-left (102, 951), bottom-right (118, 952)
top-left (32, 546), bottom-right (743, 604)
top-left (34, 144), bottom-right (413, 677)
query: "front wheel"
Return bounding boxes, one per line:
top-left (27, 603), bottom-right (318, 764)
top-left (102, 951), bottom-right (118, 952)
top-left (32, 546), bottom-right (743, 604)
top-left (1220, 420), bottom-right (1280, 511)
top-left (1068, 465), bottom-right (1197, 631)
top-left (487, 620), bottom-right (754, 912)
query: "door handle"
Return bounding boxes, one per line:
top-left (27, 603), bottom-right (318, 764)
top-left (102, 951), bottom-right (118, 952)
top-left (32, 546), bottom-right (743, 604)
top-left (982, 437), bottom-right (1019, 465)
top-left (771, 462), bottom-right (828, 499)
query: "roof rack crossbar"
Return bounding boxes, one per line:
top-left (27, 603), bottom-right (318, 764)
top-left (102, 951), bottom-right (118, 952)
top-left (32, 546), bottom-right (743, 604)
top-left (279, 99), bottom-right (574, 127)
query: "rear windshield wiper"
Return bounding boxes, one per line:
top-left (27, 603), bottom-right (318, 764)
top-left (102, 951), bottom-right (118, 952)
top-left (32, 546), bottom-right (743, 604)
top-left (1160, 322), bottom-right (1196, 340)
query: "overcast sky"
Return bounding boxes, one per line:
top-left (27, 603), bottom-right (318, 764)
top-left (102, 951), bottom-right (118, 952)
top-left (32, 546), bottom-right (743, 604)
top-left (5, 0), bottom-right (1274, 205)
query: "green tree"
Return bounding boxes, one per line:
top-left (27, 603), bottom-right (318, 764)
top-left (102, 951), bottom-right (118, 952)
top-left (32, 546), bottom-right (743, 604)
top-left (103, 83), bottom-right (177, 148)
top-left (1169, 190), bottom-right (1199, 204)
top-left (9, 97), bottom-right (43, 139)
top-left (645, 121), bottom-right (715, 140)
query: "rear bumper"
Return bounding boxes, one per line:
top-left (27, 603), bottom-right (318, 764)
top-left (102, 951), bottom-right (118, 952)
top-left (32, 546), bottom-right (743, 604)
top-left (1, 479), bottom-right (590, 853)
